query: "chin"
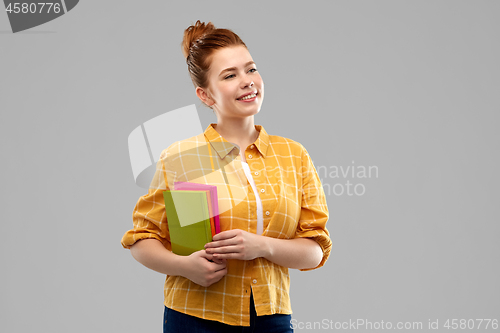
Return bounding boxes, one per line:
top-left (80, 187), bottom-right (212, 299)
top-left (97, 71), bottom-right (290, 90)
top-left (246, 106), bottom-right (261, 116)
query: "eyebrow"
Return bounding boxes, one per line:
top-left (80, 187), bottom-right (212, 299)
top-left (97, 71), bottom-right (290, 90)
top-left (219, 61), bottom-right (256, 77)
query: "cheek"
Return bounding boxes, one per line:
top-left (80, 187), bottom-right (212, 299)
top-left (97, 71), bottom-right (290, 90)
top-left (256, 73), bottom-right (264, 85)
top-left (226, 89), bottom-right (236, 101)
top-left (210, 82), bottom-right (232, 102)
top-left (257, 78), bottom-right (264, 94)
top-left (218, 86), bottom-right (234, 102)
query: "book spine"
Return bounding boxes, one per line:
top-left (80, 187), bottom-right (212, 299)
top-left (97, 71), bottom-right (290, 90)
top-left (201, 193), bottom-right (213, 243)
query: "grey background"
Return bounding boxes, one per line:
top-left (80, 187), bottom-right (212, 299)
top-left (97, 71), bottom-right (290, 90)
top-left (1, 1), bottom-right (499, 332)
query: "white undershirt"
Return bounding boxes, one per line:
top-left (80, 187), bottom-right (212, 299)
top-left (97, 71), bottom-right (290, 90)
top-left (241, 161), bottom-right (263, 235)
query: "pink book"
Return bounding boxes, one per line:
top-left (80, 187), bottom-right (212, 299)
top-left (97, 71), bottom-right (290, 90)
top-left (174, 182), bottom-right (220, 234)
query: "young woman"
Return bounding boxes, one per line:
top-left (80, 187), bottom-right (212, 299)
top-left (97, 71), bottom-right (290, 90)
top-left (121, 20), bottom-right (332, 333)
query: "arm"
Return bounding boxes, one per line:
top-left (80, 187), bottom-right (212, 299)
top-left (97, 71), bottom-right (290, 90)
top-left (205, 145), bottom-right (331, 270)
top-left (204, 229), bottom-right (323, 270)
top-left (123, 151), bottom-right (227, 287)
top-left (130, 239), bottom-right (227, 287)
top-left (263, 236), bottom-right (323, 270)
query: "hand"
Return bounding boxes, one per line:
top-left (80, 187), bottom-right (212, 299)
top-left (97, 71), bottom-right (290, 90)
top-left (204, 229), bottom-right (267, 261)
top-left (181, 250), bottom-right (227, 287)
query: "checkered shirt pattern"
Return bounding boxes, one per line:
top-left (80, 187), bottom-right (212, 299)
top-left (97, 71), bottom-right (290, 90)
top-left (121, 123), bottom-right (331, 326)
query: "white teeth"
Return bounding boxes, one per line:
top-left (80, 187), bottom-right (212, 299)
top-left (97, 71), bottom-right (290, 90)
top-left (239, 93), bottom-right (257, 100)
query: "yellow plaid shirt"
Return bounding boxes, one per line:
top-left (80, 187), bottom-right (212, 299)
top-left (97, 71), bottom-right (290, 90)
top-left (121, 123), bottom-right (331, 326)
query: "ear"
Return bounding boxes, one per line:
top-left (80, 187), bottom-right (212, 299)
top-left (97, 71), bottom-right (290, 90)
top-left (196, 87), bottom-right (214, 107)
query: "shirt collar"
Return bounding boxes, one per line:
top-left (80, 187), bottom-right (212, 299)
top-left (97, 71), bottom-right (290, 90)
top-left (204, 123), bottom-right (270, 160)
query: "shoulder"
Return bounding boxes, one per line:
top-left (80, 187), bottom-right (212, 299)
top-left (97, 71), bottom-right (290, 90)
top-left (268, 134), bottom-right (308, 156)
top-left (159, 132), bottom-right (206, 160)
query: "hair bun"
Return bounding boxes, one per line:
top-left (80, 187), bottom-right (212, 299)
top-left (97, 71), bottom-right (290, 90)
top-left (180, 20), bottom-right (246, 94)
top-left (181, 20), bottom-right (216, 60)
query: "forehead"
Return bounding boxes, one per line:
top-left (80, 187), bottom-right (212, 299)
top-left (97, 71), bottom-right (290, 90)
top-left (209, 46), bottom-right (253, 72)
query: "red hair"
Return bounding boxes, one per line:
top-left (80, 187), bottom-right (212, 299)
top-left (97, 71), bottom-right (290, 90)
top-left (181, 20), bottom-right (247, 92)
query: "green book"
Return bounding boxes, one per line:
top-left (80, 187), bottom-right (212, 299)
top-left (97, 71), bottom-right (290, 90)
top-left (163, 190), bottom-right (213, 256)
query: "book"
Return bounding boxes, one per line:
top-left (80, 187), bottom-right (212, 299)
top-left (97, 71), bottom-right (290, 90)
top-left (174, 182), bottom-right (221, 234)
top-left (176, 188), bottom-right (214, 237)
top-left (163, 190), bottom-right (213, 256)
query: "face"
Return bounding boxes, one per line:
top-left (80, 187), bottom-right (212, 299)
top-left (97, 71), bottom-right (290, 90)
top-left (197, 45), bottom-right (264, 119)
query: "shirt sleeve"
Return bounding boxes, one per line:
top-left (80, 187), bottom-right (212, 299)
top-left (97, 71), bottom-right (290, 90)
top-left (294, 145), bottom-right (332, 271)
top-left (120, 149), bottom-right (174, 250)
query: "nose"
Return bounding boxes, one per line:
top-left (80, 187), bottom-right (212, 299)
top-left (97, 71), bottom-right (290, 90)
top-left (243, 81), bottom-right (254, 88)
top-left (242, 75), bottom-right (254, 88)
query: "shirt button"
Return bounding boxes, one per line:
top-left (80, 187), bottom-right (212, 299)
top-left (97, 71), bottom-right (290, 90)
top-left (265, 211), bottom-right (270, 216)
top-left (248, 154), bottom-right (253, 159)
top-left (252, 279), bottom-right (257, 284)
top-left (254, 171), bottom-right (259, 176)
top-left (250, 144), bottom-right (255, 149)
top-left (260, 188), bottom-right (265, 193)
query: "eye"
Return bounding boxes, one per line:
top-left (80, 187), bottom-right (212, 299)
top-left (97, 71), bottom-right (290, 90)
top-left (224, 68), bottom-right (258, 80)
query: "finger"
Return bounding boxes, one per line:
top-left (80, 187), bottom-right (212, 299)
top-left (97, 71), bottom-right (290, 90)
top-left (207, 261), bottom-right (226, 272)
top-left (212, 257), bottom-right (225, 264)
top-left (205, 245), bottom-right (233, 255)
top-left (210, 244), bottom-right (243, 254)
top-left (199, 249), bottom-right (217, 261)
top-left (213, 263), bottom-right (227, 271)
top-left (212, 267), bottom-right (227, 281)
top-left (212, 229), bottom-right (238, 242)
top-left (205, 238), bottom-right (234, 250)
top-left (213, 252), bottom-right (239, 260)
top-left (205, 240), bottom-right (225, 249)
top-left (211, 257), bottom-right (226, 264)
top-left (205, 252), bottom-right (228, 265)
top-left (206, 255), bottom-right (227, 266)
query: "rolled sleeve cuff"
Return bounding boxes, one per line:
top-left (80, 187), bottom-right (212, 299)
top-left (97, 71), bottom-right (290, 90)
top-left (120, 229), bottom-right (171, 250)
top-left (295, 230), bottom-right (332, 271)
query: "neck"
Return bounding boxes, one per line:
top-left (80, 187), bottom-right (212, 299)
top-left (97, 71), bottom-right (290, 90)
top-left (214, 116), bottom-right (259, 147)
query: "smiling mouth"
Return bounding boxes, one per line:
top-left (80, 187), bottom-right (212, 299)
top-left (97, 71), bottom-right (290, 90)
top-left (237, 92), bottom-right (258, 100)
